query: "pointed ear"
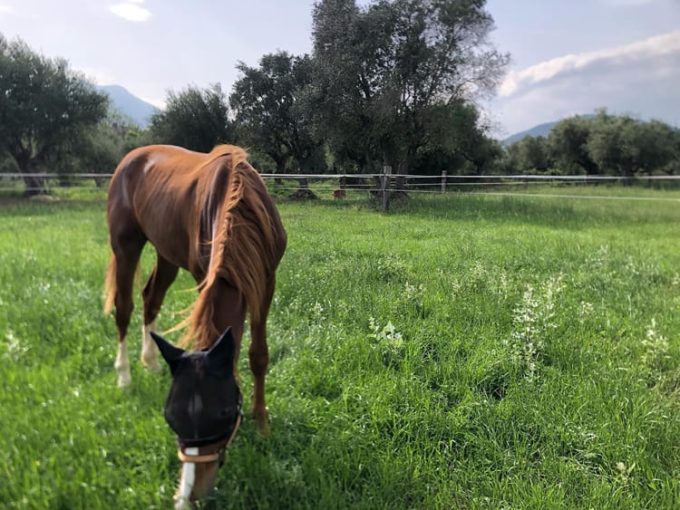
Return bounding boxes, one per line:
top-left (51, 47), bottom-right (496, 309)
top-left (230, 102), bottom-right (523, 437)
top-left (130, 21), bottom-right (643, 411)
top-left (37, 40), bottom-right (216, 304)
top-left (150, 331), bottom-right (185, 371)
top-left (207, 327), bottom-right (235, 372)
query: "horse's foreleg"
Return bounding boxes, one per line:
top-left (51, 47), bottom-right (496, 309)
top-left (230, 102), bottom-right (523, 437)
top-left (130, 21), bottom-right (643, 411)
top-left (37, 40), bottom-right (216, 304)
top-left (141, 255), bottom-right (179, 372)
top-left (249, 280), bottom-right (275, 434)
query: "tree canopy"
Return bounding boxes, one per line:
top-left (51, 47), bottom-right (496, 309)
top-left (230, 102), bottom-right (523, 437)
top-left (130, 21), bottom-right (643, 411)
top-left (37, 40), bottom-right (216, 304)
top-left (311, 0), bottom-right (508, 173)
top-left (505, 111), bottom-right (680, 177)
top-left (149, 83), bottom-right (233, 153)
top-left (230, 52), bottom-right (324, 174)
top-left (0, 35), bottom-right (108, 193)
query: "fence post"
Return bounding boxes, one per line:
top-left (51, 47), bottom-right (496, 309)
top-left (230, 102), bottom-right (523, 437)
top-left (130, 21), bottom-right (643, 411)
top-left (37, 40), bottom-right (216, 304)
top-left (382, 165), bottom-right (392, 212)
top-left (441, 171), bottom-right (447, 194)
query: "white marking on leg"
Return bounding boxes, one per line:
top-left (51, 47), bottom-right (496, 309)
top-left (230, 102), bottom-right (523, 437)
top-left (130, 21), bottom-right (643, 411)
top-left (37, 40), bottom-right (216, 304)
top-left (175, 448), bottom-right (197, 509)
top-left (141, 320), bottom-right (160, 372)
top-left (115, 339), bottom-right (131, 388)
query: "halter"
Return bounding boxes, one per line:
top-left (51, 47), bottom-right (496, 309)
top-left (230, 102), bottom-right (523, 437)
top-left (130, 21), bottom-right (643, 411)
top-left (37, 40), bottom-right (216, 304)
top-left (177, 413), bottom-right (242, 465)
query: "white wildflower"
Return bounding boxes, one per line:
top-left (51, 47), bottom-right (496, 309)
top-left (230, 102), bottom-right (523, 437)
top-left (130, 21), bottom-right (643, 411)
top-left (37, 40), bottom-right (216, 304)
top-left (578, 301), bottom-right (594, 324)
top-left (641, 318), bottom-right (669, 370)
top-left (505, 275), bottom-right (564, 382)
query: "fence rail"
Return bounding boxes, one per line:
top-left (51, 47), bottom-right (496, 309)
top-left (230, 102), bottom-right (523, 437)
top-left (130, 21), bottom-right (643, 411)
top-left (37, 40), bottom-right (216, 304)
top-left (2, 172), bottom-right (679, 211)
top-left (3, 172), bottom-right (680, 181)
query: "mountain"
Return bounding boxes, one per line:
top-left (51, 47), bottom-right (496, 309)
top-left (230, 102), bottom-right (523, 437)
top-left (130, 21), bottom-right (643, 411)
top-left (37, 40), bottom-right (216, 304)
top-left (502, 114), bottom-right (595, 146)
top-left (97, 85), bottom-right (159, 129)
top-left (502, 121), bottom-right (559, 146)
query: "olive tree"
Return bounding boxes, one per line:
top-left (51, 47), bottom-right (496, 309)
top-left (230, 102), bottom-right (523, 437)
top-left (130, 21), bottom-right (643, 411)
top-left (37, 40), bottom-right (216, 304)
top-left (0, 35), bottom-right (108, 194)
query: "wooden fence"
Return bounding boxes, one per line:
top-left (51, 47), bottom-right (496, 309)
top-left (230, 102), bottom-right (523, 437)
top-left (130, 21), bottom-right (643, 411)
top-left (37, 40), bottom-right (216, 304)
top-left (2, 171), bottom-right (679, 211)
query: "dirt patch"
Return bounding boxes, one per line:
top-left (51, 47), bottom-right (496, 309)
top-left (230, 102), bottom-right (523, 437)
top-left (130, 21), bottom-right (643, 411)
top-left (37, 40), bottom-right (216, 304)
top-left (289, 188), bottom-right (318, 201)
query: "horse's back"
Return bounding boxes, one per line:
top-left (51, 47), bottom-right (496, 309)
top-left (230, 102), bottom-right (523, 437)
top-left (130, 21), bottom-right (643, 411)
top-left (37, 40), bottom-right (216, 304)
top-left (107, 145), bottom-right (265, 276)
top-left (109, 144), bottom-right (204, 196)
top-left (107, 145), bottom-right (212, 272)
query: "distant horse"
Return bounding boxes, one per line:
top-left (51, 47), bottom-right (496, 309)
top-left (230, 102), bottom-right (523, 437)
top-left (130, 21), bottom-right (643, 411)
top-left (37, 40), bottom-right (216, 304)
top-left (104, 145), bottom-right (286, 507)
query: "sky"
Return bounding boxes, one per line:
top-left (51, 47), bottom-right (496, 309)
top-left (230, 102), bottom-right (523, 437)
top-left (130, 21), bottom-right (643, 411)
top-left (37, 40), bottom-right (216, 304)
top-left (0, 0), bottom-right (679, 137)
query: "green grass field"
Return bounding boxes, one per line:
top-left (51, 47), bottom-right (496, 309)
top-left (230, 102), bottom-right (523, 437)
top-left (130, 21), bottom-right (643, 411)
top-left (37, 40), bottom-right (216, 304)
top-left (1, 189), bottom-right (679, 509)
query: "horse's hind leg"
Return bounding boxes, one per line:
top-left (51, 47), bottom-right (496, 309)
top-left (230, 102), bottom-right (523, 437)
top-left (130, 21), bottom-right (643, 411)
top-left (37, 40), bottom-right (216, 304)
top-left (141, 254), bottom-right (179, 371)
top-left (110, 231), bottom-right (145, 388)
top-left (249, 278), bottom-right (275, 434)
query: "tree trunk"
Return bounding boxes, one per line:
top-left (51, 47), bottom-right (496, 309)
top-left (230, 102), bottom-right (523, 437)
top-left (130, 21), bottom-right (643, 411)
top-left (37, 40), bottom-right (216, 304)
top-left (17, 155), bottom-right (47, 196)
top-left (619, 165), bottom-right (634, 186)
top-left (269, 154), bottom-right (288, 186)
top-left (579, 158), bottom-right (598, 176)
top-left (263, 157), bottom-right (285, 186)
top-left (392, 160), bottom-right (408, 200)
top-left (22, 173), bottom-right (48, 196)
top-left (371, 176), bottom-right (382, 198)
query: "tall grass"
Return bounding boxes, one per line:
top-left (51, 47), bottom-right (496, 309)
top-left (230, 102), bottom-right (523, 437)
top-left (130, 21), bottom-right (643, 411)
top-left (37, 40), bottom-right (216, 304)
top-left (0, 190), bottom-right (678, 508)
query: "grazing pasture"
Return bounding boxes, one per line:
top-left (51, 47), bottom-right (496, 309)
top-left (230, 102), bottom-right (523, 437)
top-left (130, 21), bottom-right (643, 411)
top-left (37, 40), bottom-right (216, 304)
top-left (0, 189), bottom-right (679, 509)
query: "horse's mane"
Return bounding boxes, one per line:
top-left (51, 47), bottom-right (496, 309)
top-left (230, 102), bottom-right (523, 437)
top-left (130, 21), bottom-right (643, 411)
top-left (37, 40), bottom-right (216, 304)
top-left (179, 145), bottom-right (279, 350)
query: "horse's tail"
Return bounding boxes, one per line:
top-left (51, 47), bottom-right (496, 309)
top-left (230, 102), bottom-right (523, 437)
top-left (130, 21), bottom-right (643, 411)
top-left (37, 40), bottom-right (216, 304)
top-left (103, 255), bottom-right (117, 314)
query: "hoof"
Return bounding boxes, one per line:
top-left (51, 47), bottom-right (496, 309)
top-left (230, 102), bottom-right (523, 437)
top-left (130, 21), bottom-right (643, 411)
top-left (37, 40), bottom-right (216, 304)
top-left (115, 362), bottom-right (131, 389)
top-left (115, 340), bottom-right (131, 389)
top-left (251, 408), bottom-right (270, 435)
top-left (117, 374), bottom-right (132, 389)
top-left (141, 356), bottom-right (162, 373)
top-left (174, 496), bottom-right (193, 510)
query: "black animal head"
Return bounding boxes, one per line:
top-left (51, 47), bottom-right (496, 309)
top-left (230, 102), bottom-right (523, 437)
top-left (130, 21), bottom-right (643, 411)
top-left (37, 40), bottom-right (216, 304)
top-left (150, 328), bottom-right (242, 447)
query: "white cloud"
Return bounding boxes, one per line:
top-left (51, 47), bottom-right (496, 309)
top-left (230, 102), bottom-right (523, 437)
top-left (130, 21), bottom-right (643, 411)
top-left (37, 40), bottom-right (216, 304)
top-left (77, 66), bottom-right (116, 86)
top-left (500, 30), bottom-right (680, 97)
top-left (490, 31), bottom-right (680, 135)
top-left (109, 3), bottom-right (151, 22)
top-left (0, 4), bottom-right (13, 14)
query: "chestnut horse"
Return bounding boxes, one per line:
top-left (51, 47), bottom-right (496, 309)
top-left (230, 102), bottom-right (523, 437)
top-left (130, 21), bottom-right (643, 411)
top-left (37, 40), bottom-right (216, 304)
top-left (104, 144), bottom-right (286, 506)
